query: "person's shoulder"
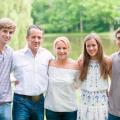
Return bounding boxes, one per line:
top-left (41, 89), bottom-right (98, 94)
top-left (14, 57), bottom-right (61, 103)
top-left (6, 45), bottom-right (14, 52)
top-left (68, 58), bottom-right (80, 70)
top-left (40, 47), bottom-right (53, 55)
top-left (40, 47), bottom-right (54, 60)
top-left (104, 56), bottom-right (112, 68)
top-left (111, 52), bottom-right (119, 58)
top-left (77, 57), bottom-right (83, 68)
top-left (104, 56), bottom-right (112, 62)
top-left (40, 47), bottom-right (50, 53)
top-left (49, 59), bottom-right (80, 70)
top-left (48, 59), bottom-right (55, 66)
top-left (74, 61), bottom-right (80, 70)
top-left (13, 48), bottom-right (25, 56)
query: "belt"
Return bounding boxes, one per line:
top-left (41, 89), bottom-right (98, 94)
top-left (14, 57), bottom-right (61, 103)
top-left (14, 93), bottom-right (43, 102)
top-left (0, 101), bottom-right (11, 105)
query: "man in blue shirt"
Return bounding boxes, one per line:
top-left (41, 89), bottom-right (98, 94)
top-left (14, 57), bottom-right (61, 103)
top-left (0, 18), bottom-right (16, 120)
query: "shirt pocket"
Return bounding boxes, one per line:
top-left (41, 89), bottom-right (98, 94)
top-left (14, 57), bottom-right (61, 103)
top-left (16, 62), bottom-right (32, 73)
top-left (37, 62), bottom-right (48, 75)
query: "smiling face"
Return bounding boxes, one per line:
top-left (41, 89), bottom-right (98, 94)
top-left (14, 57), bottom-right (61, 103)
top-left (26, 28), bottom-right (43, 54)
top-left (85, 38), bottom-right (98, 60)
top-left (54, 37), bottom-right (70, 61)
top-left (0, 28), bottom-right (14, 46)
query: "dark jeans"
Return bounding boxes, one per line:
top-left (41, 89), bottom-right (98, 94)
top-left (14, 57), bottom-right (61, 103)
top-left (12, 93), bottom-right (44, 120)
top-left (45, 109), bottom-right (77, 120)
top-left (108, 113), bottom-right (120, 120)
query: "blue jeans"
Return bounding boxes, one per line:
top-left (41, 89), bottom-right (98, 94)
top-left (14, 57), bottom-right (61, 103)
top-left (45, 109), bottom-right (77, 120)
top-left (0, 102), bottom-right (11, 120)
top-left (12, 93), bottom-right (44, 120)
top-left (108, 113), bottom-right (120, 120)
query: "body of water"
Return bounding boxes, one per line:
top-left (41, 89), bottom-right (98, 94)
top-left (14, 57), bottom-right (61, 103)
top-left (43, 33), bottom-right (117, 59)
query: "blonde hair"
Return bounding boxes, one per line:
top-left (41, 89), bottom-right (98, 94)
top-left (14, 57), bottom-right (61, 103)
top-left (53, 36), bottom-right (70, 50)
top-left (0, 18), bottom-right (16, 31)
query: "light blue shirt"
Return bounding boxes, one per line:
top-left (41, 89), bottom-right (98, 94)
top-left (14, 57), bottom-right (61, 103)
top-left (12, 47), bottom-right (54, 96)
top-left (0, 46), bottom-right (13, 103)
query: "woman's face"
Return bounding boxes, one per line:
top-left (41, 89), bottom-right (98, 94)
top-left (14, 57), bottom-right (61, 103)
top-left (55, 40), bottom-right (69, 60)
top-left (85, 38), bottom-right (98, 59)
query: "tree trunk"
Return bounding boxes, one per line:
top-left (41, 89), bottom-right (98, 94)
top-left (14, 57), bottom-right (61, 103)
top-left (80, 16), bottom-right (83, 32)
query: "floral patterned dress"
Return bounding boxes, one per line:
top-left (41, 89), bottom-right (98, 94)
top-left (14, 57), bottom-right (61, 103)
top-left (77, 60), bottom-right (109, 120)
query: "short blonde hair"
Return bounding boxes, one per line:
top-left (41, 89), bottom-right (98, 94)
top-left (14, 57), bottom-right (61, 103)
top-left (0, 18), bottom-right (16, 31)
top-left (53, 36), bottom-right (70, 50)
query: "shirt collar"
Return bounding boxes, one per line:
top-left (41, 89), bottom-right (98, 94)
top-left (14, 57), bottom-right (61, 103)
top-left (23, 46), bottom-right (42, 55)
top-left (0, 45), bottom-right (9, 54)
top-left (118, 51), bottom-right (120, 56)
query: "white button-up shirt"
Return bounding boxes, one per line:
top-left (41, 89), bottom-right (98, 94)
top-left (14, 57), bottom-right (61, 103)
top-left (12, 47), bottom-right (54, 96)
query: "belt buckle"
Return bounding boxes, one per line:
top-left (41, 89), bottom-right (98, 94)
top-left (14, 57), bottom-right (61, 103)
top-left (32, 95), bottom-right (40, 102)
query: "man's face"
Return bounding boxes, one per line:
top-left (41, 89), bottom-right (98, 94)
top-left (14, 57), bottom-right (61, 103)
top-left (26, 28), bottom-right (43, 53)
top-left (0, 28), bottom-right (14, 46)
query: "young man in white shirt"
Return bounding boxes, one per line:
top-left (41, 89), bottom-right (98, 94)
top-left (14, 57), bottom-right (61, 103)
top-left (108, 28), bottom-right (120, 120)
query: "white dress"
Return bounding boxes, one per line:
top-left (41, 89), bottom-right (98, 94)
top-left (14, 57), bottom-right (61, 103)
top-left (77, 60), bottom-right (109, 120)
top-left (45, 66), bottom-right (80, 112)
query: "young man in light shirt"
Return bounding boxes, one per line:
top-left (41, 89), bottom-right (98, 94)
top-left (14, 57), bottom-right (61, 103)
top-left (0, 18), bottom-right (16, 120)
top-left (12, 25), bottom-right (54, 120)
top-left (108, 28), bottom-right (120, 120)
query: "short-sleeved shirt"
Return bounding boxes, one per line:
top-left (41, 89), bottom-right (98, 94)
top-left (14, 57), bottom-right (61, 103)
top-left (109, 52), bottom-right (120, 117)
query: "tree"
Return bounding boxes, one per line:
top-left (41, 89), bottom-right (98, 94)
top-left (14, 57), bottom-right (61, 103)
top-left (0, 0), bottom-right (33, 49)
top-left (32, 0), bottom-right (120, 33)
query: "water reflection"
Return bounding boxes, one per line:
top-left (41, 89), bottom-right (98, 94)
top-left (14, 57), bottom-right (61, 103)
top-left (44, 33), bottom-right (117, 59)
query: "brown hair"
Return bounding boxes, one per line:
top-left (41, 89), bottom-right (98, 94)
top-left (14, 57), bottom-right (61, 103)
top-left (79, 32), bottom-right (109, 81)
top-left (26, 25), bottom-right (43, 37)
top-left (115, 27), bottom-right (120, 38)
top-left (0, 18), bottom-right (16, 31)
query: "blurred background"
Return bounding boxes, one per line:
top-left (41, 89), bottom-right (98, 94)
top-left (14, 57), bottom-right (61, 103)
top-left (1, 0), bottom-right (120, 58)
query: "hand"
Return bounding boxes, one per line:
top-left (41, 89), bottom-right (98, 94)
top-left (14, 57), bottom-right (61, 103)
top-left (107, 89), bottom-right (112, 97)
top-left (15, 80), bottom-right (19, 85)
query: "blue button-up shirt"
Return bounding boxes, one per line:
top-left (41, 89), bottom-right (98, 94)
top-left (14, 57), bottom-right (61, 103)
top-left (0, 46), bottom-right (13, 103)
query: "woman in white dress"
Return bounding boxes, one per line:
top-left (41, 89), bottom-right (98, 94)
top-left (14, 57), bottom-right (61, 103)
top-left (77, 33), bottom-right (112, 120)
top-left (45, 36), bottom-right (80, 120)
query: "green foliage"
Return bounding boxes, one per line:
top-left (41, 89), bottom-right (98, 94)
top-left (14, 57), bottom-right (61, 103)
top-left (0, 0), bottom-right (33, 49)
top-left (32, 0), bottom-right (120, 33)
top-left (32, 0), bottom-right (81, 33)
top-left (1, 0), bottom-right (120, 45)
